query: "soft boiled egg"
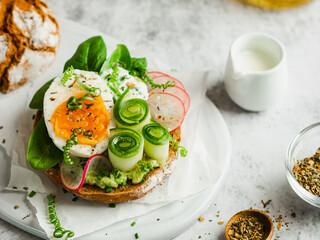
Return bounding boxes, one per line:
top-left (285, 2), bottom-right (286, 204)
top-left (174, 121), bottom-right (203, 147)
top-left (43, 70), bottom-right (115, 158)
top-left (100, 67), bottom-right (149, 100)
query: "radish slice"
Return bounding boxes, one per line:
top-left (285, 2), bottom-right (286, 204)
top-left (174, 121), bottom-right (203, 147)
top-left (147, 74), bottom-right (185, 91)
top-left (147, 92), bottom-right (185, 132)
top-left (147, 75), bottom-right (185, 92)
top-left (148, 71), bottom-right (169, 79)
top-left (60, 154), bottom-right (112, 191)
top-left (150, 86), bottom-right (190, 113)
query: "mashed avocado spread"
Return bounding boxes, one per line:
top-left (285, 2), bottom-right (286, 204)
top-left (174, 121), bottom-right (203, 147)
top-left (84, 157), bottom-right (166, 189)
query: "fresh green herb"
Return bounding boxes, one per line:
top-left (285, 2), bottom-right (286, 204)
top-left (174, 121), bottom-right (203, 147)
top-left (102, 46), bottom-right (175, 90)
top-left (109, 203), bottom-right (116, 208)
top-left (64, 36), bottom-right (107, 73)
top-left (129, 57), bottom-right (175, 90)
top-left (107, 67), bottom-right (122, 97)
top-left (103, 170), bottom-right (110, 177)
top-left (60, 66), bottom-right (74, 87)
top-left (97, 175), bottom-right (102, 181)
top-left (63, 127), bottom-right (93, 164)
top-left (75, 76), bottom-right (101, 97)
top-left (66, 95), bottom-right (94, 110)
top-left (65, 75), bottom-right (102, 111)
top-left (47, 194), bottom-right (74, 239)
top-left (106, 187), bottom-right (112, 193)
top-left (170, 137), bottom-right (188, 157)
top-left (106, 44), bottom-right (132, 69)
top-left (131, 221), bottom-right (136, 227)
top-left (28, 191), bottom-right (36, 198)
top-left (27, 118), bottom-right (63, 170)
top-left (135, 233), bottom-right (139, 239)
top-left (147, 163), bottom-right (154, 170)
top-left (29, 79), bottom-right (54, 110)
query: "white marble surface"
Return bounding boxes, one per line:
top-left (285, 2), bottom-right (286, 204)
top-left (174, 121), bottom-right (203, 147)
top-left (2, 0), bottom-right (320, 239)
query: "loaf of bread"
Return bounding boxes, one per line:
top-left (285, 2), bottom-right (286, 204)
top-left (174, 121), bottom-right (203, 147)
top-left (0, 0), bottom-right (59, 93)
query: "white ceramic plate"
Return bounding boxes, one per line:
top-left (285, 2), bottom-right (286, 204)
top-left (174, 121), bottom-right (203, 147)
top-left (0, 18), bottom-right (231, 240)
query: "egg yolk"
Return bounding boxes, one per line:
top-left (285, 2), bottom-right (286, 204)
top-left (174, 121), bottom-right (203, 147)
top-left (50, 94), bottom-right (110, 146)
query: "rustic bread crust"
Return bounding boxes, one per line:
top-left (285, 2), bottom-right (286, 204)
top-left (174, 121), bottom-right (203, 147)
top-left (0, 0), bottom-right (59, 93)
top-left (33, 110), bottom-right (182, 203)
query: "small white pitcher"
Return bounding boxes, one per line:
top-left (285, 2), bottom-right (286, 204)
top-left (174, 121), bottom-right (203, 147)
top-left (225, 33), bottom-right (287, 111)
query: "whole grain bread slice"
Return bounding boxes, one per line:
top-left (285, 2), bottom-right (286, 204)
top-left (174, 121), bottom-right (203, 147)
top-left (33, 110), bottom-right (181, 203)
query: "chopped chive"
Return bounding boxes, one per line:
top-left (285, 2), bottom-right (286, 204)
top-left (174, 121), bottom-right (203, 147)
top-left (131, 221), bottom-right (136, 227)
top-left (109, 203), bottom-right (116, 208)
top-left (106, 187), bottom-right (113, 193)
top-left (97, 175), bottom-right (102, 180)
top-left (72, 197), bottom-right (78, 202)
top-left (103, 170), bottom-right (110, 177)
top-left (28, 191), bottom-right (36, 198)
top-left (135, 233), bottom-right (139, 239)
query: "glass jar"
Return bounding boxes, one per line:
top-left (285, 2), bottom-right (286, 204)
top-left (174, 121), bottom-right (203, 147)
top-left (237, 0), bottom-right (311, 10)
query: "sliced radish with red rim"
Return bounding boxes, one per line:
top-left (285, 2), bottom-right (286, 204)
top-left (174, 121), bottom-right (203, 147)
top-left (60, 154), bottom-right (112, 191)
top-left (147, 92), bottom-right (185, 132)
top-left (148, 71), bottom-right (169, 79)
top-left (147, 75), bottom-right (185, 92)
top-left (150, 86), bottom-right (190, 113)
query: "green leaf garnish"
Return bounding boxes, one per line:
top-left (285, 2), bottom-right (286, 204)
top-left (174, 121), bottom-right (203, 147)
top-left (27, 118), bottom-right (63, 170)
top-left (29, 79), bottom-right (54, 110)
top-left (64, 36), bottom-right (107, 72)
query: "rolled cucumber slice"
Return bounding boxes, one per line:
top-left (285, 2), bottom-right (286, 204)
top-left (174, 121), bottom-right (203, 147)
top-left (108, 128), bottom-right (144, 171)
top-left (113, 89), bottom-right (151, 132)
top-left (142, 123), bottom-right (170, 162)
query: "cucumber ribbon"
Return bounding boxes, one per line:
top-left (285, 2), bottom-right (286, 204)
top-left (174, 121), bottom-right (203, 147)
top-left (108, 128), bottom-right (144, 171)
top-left (113, 89), bottom-right (150, 132)
top-left (142, 123), bottom-right (170, 162)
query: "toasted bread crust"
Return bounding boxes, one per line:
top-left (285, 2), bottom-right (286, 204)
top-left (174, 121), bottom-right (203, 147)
top-left (0, 0), bottom-right (59, 93)
top-left (34, 110), bottom-right (181, 203)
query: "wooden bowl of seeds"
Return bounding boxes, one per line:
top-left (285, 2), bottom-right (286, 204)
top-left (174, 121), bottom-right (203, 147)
top-left (225, 209), bottom-right (274, 240)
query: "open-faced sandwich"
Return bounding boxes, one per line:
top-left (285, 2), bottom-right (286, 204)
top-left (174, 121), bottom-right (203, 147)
top-left (27, 36), bottom-right (190, 203)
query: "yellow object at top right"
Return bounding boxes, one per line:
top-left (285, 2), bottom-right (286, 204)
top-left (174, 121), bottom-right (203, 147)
top-left (237, 0), bottom-right (311, 10)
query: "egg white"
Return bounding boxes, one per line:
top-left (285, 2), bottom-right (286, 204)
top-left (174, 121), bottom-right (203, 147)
top-left (100, 67), bottom-right (149, 100)
top-left (43, 70), bottom-right (115, 158)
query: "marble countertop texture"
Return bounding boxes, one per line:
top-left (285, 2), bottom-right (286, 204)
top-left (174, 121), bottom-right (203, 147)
top-left (2, 0), bottom-right (320, 239)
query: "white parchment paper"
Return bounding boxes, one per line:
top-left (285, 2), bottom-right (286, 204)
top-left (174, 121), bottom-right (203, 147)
top-left (3, 69), bottom-right (216, 239)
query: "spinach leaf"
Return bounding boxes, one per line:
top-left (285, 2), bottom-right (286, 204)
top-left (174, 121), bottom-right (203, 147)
top-left (64, 35), bottom-right (107, 72)
top-left (129, 57), bottom-right (148, 77)
top-left (29, 79), bottom-right (54, 110)
top-left (99, 59), bottom-right (109, 74)
top-left (27, 118), bottom-right (63, 170)
top-left (107, 44), bottom-right (132, 69)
